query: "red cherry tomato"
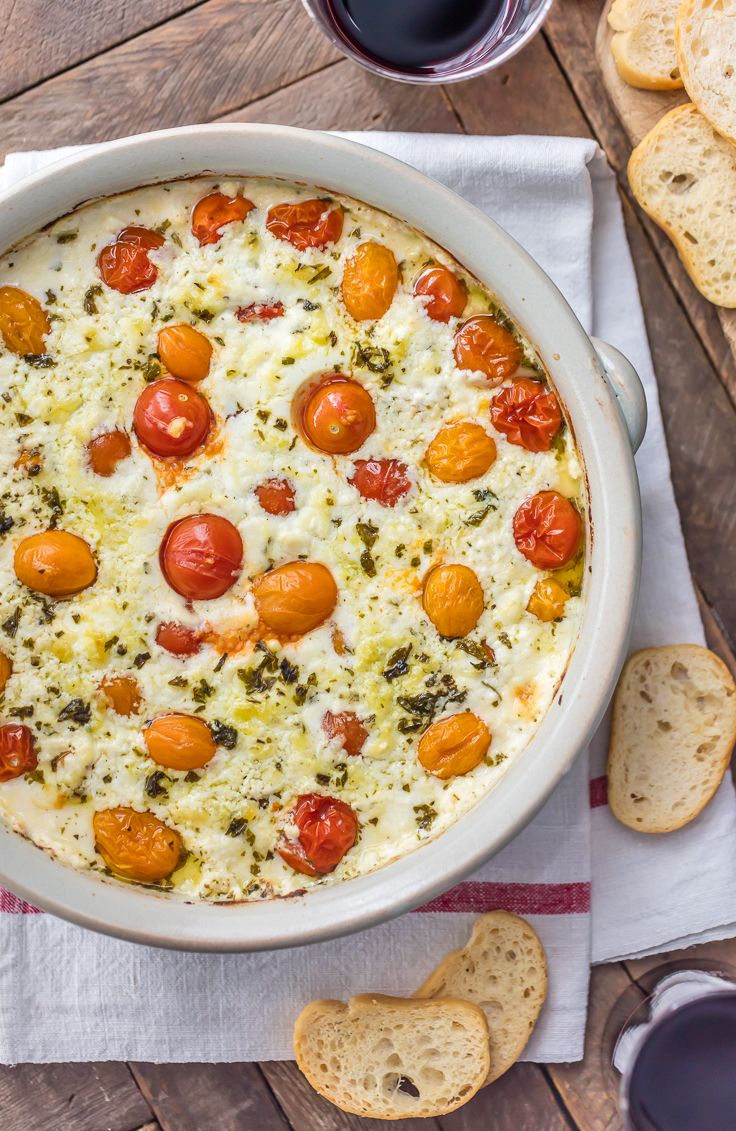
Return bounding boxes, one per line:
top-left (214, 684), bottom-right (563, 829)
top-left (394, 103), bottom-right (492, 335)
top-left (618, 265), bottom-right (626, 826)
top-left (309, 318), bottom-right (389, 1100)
top-left (266, 199), bottom-right (344, 251)
top-left (453, 315), bottom-right (521, 385)
top-left (278, 793), bottom-right (358, 876)
top-left (98, 227), bottom-right (165, 294)
top-left (191, 192), bottom-right (254, 246)
top-left (490, 378), bottom-right (562, 452)
top-left (255, 477), bottom-right (296, 516)
top-left (133, 378), bottom-right (212, 459)
top-left (512, 491), bottom-right (582, 570)
top-left (236, 302), bottom-right (285, 323)
top-left (155, 621), bottom-right (203, 657)
top-left (160, 514), bottom-right (243, 600)
top-left (413, 265), bottom-right (467, 323)
top-left (349, 458), bottom-right (411, 507)
top-left (322, 710), bottom-right (368, 757)
top-left (299, 377), bottom-right (376, 455)
top-left (0, 724), bottom-right (37, 782)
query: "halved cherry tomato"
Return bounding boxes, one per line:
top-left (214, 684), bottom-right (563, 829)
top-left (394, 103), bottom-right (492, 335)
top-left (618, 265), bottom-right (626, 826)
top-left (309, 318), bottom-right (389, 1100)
top-left (349, 458), bottom-right (411, 507)
top-left (133, 378), bottom-right (212, 458)
top-left (413, 265), bottom-right (466, 323)
top-left (155, 621), bottom-right (203, 657)
top-left (418, 712), bottom-right (491, 779)
top-left (322, 710), bottom-right (368, 757)
top-left (191, 192), bottom-right (254, 246)
top-left (98, 227), bottom-right (165, 294)
top-left (299, 376), bottom-right (376, 455)
top-left (144, 713), bottom-right (216, 771)
top-left (425, 422), bottom-right (496, 483)
top-left (100, 674), bottom-right (142, 717)
top-left (266, 199), bottom-right (343, 251)
top-left (255, 477), bottom-right (296, 516)
top-left (490, 378), bottom-right (562, 452)
top-left (0, 286), bottom-right (50, 355)
top-left (512, 491), bottom-right (582, 570)
top-left (160, 514), bottom-right (243, 601)
top-left (341, 241), bottom-right (398, 321)
top-left (14, 530), bottom-right (97, 597)
top-left (278, 793), bottom-right (358, 876)
top-left (253, 561), bottom-right (337, 635)
top-left (236, 302), bottom-right (285, 323)
top-left (87, 429), bottom-right (131, 476)
top-left (0, 653), bottom-right (12, 695)
top-left (0, 724), bottom-right (37, 782)
top-left (453, 315), bottom-right (521, 385)
top-left (93, 806), bottom-right (183, 883)
top-left (422, 564), bottom-right (484, 639)
top-left (157, 324), bottom-right (212, 383)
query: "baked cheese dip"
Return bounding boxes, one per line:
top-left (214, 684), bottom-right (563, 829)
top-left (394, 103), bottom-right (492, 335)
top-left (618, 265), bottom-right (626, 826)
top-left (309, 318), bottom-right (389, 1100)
top-left (0, 178), bottom-right (585, 901)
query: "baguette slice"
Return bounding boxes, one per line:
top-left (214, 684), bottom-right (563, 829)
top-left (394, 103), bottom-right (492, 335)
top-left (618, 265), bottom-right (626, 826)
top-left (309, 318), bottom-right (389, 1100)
top-left (293, 993), bottom-right (490, 1119)
top-left (415, 911), bottom-right (547, 1085)
top-left (677, 0), bottom-right (736, 143)
top-left (608, 645), bottom-right (736, 833)
top-left (628, 103), bottom-right (736, 306)
top-left (609, 0), bottom-right (683, 90)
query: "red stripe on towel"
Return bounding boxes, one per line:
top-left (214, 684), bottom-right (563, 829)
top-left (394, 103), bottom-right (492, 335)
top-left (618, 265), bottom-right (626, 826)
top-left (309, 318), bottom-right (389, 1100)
top-left (0, 889), bottom-right (42, 914)
top-left (589, 775), bottom-right (609, 808)
top-left (416, 880), bottom-right (590, 915)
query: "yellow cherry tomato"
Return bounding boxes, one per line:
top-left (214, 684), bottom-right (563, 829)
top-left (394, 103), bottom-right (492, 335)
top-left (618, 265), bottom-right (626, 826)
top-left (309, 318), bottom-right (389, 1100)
top-left (422, 564), bottom-right (484, 638)
top-left (14, 530), bottom-right (97, 597)
top-left (341, 241), bottom-right (398, 321)
top-left (418, 712), bottom-right (491, 779)
top-left (0, 286), bottom-right (50, 356)
top-left (157, 323), bottom-right (212, 383)
top-left (425, 422), bottom-right (496, 483)
top-left (527, 577), bottom-right (569, 622)
top-left (144, 714), bottom-right (216, 771)
top-left (93, 807), bottom-right (183, 883)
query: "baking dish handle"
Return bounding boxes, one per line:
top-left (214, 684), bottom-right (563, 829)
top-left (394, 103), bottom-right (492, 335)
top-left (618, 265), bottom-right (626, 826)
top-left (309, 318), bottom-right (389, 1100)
top-left (592, 337), bottom-right (647, 453)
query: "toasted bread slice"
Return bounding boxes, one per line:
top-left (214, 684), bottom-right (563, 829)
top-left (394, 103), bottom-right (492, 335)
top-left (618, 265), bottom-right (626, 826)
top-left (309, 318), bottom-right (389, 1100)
top-left (293, 993), bottom-right (490, 1119)
top-left (415, 911), bottom-right (547, 1084)
top-left (608, 645), bottom-right (736, 833)
top-left (628, 103), bottom-right (736, 306)
top-left (609, 0), bottom-right (683, 89)
top-left (677, 0), bottom-right (736, 143)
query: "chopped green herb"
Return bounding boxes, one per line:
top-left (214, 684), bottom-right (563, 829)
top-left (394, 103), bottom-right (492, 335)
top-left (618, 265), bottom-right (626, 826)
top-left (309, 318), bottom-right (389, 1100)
top-left (145, 770), bottom-right (170, 799)
top-left (58, 698), bottom-right (91, 725)
top-left (210, 720), bottom-right (238, 749)
top-left (383, 644), bottom-right (412, 682)
top-left (414, 804), bottom-right (438, 832)
top-left (56, 230), bottom-right (78, 244)
top-left (356, 521), bottom-right (379, 549)
top-left (360, 549), bottom-right (376, 577)
top-left (23, 353), bottom-right (55, 368)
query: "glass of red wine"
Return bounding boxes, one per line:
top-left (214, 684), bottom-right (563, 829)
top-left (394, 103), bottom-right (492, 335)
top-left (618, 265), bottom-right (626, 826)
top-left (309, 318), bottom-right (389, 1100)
top-left (301, 0), bottom-right (554, 83)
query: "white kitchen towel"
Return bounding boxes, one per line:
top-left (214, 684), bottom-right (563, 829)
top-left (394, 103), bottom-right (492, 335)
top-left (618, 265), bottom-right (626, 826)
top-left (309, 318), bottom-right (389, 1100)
top-left (0, 135), bottom-right (734, 1065)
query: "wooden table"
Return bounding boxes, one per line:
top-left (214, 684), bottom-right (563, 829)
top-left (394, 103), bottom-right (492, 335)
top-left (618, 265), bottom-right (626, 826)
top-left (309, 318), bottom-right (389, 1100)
top-left (1, 2), bottom-right (735, 1127)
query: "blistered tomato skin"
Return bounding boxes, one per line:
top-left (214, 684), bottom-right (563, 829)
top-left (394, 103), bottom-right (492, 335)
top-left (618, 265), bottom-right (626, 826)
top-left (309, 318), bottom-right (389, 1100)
top-left (253, 561), bottom-right (338, 635)
top-left (236, 302), bottom-right (285, 323)
top-left (100, 674), bottom-right (142, 717)
top-left (255, 477), bottom-right (296, 516)
top-left (159, 514), bottom-right (243, 601)
top-left (299, 377), bottom-right (376, 455)
top-left (265, 199), bottom-right (343, 250)
top-left (0, 653), bottom-right (11, 694)
top-left (144, 714), bottom-right (216, 771)
top-left (349, 458), bottom-right (411, 507)
top-left (422, 564), bottom-right (484, 639)
top-left (322, 710), bottom-right (369, 757)
top-left (453, 315), bottom-right (521, 385)
top-left (98, 227), bottom-right (165, 294)
top-left (513, 491), bottom-right (582, 570)
top-left (342, 241), bottom-right (399, 321)
top-left (93, 807), bottom-right (184, 883)
top-left (413, 265), bottom-right (467, 323)
top-left (14, 530), bottom-right (97, 597)
top-left (87, 429), bottom-right (131, 476)
top-left (0, 724), bottom-right (37, 782)
top-left (418, 712), bottom-right (491, 779)
top-left (133, 378), bottom-right (212, 458)
top-left (278, 793), bottom-right (358, 875)
top-left (155, 621), bottom-right (203, 657)
top-left (157, 324), bottom-right (212, 383)
top-left (191, 192), bottom-right (254, 246)
top-left (0, 286), bottom-right (50, 356)
top-left (491, 378), bottom-right (562, 452)
top-left (425, 422), bottom-right (496, 483)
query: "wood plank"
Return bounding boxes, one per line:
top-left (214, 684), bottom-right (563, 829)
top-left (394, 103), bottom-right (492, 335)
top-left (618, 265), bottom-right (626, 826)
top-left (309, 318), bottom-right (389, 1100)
top-left (697, 584), bottom-right (736, 682)
top-left (439, 1063), bottom-right (573, 1131)
top-left (129, 1063), bottom-right (290, 1131)
top-left (0, 1062), bottom-right (153, 1131)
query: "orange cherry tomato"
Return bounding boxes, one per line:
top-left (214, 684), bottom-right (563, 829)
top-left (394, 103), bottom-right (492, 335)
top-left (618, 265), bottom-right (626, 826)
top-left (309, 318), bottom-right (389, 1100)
top-left (0, 724), bottom-right (37, 782)
top-left (133, 378), bottom-right (212, 458)
top-left (236, 302), bottom-right (285, 323)
top-left (144, 713), bottom-right (216, 771)
top-left (100, 674), bottom-right (142, 717)
top-left (0, 286), bottom-right (50, 356)
top-left (425, 422), bottom-right (496, 483)
top-left (253, 561), bottom-right (337, 635)
top-left (341, 241), bottom-right (398, 321)
top-left (155, 621), bottom-right (203, 657)
top-left (418, 712), bottom-right (491, 779)
top-left (490, 378), bottom-right (562, 452)
top-left (413, 265), bottom-right (467, 323)
top-left (191, 192), bottom-right (254, 246)
top-left (93, 807), bottom-right (184, 883)
top-left (422, 564), bottom-right (484, 639)
top-left (278, 793), bottom-right (358, 876)
top-left (98, 227), bottom-right (165, 294)
top-left (0, 653), bottom-right (11, 694)
top-left (265, 199), bottom-right (343, 251)
top-left (255, 477), bottom-right (296, 516)
top-left (157, 324), bottom-right (212, 384)
top-left (512, 491), bottom-right (582, 570)
top-left (160, 514), bottom-right (243, 601)
top-left (527, 577), bottom-right (569, 622)
top-left (453, 315), bottom-right (521, 385)
top-left (14, 530), bottom-right (97, 597)
top-left (322, 710), bottom-right (368, 757)
top-left (349, 458), bottom-right (411, 507)
top-left (299, 376), bottom-right (376, 455)
top-left (87, 429), bottom-right (131, 476)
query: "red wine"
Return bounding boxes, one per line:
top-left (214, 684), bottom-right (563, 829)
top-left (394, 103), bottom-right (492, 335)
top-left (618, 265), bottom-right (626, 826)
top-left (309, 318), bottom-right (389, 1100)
top-left (627, 993), bottom-right (736, 1130)
top-left (326, 0), bottom-right (505, 73)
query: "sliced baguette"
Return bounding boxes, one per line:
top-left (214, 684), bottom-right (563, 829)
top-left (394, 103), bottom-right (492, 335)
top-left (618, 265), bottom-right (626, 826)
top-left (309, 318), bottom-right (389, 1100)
top-left (609, 0), bottom-right (683, 89)
top-left (608, 644), bottom-right (736, 833)
top-left (677, 0), bottom-right (736, 143)
top-left (628, 103), bottom-right (736, 306)
top-left (415, 911), bottom-right (547, 1085)
top-left (294, 993), bottom-right (490, 1119)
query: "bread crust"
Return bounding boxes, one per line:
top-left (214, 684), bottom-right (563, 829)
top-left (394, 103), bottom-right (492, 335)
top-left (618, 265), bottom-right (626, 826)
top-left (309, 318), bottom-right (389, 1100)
top-left (676, 0), bottom-right (736, 145)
